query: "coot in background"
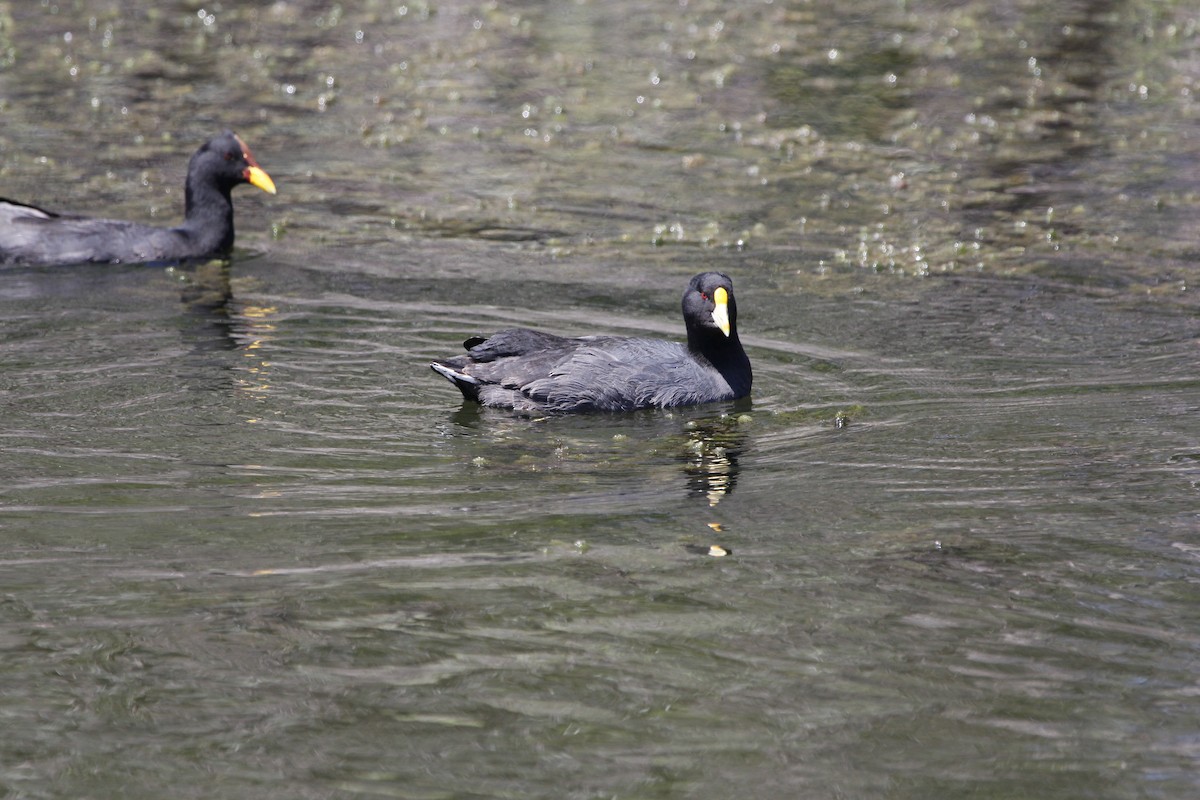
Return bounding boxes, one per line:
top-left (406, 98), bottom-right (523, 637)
top-left (0, 130), bottom-right (276, 267)
top-left (430, 271), bottom-right (752, 413)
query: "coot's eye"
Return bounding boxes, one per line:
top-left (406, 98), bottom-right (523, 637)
top-left (224, 151), bottom-right (236, 161)
top-left (700, 292), bottom-right (709, 300)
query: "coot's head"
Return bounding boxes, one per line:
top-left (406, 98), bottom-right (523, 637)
top-left (190, 130), bottom-right (276, 195)
top-left (683, 271), bottom-right (738, 340)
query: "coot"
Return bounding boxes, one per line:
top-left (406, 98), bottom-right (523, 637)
top-left (430, 272), bottom-right (752, 413)
top-left (0, 131), bottom-right (276, 266)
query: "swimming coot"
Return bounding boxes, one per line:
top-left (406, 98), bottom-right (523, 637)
top-left (430, 271), bottom-right (752, 413)
top-left (0, 130), bottom-right (275, 267)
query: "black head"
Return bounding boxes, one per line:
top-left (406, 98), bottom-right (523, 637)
top-left (682, 271), bottom-right (738, 341)
top-left (188, 130), bottom-right (276, 195)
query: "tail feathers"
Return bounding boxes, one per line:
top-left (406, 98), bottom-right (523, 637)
top-left (430, 362), bottom-right (482, 399)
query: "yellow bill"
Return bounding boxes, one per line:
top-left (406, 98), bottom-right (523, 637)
top-left (711, 286), bottom-right (730, 336)
top-left (245, 165), bottom-right (277, 195)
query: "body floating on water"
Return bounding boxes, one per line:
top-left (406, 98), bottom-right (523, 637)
top-left (430, 271), bottom-right (752, 413)
top-left (0, 130), bottom-right (275, 267)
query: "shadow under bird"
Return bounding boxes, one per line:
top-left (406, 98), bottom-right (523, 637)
top-left (0, 130), bottom-right (275, 267)
top-left (430, 271), bottom-right (753, 413)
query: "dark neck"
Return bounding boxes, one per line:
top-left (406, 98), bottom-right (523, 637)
top-left (177, 179), bottom-right (236, 253)
top-left (688, 329), bottom-right (752, 394)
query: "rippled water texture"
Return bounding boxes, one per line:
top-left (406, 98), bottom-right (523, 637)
top-left (1, 2), bottom-right (1198, 798)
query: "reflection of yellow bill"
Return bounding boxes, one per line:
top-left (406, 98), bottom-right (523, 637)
top-left (686, 542), bottom-right (732, 557)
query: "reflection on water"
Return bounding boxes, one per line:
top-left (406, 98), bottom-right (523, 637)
top-left (174, 259), bottom-right (233, 312)
top-left (231, 302), bottom-right (280, 401)
top-left (679, 414), bottom-right (746, 507)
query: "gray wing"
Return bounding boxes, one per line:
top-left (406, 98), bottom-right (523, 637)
top-left (523, 337), bottom-right (735, 412)
top-left (0, 200), bottom-right (183, 265)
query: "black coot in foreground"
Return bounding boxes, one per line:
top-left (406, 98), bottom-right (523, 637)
top-left (430, 272), bottom-right (752, 413)
top-left (0, 131), bottom-right (276, 267)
